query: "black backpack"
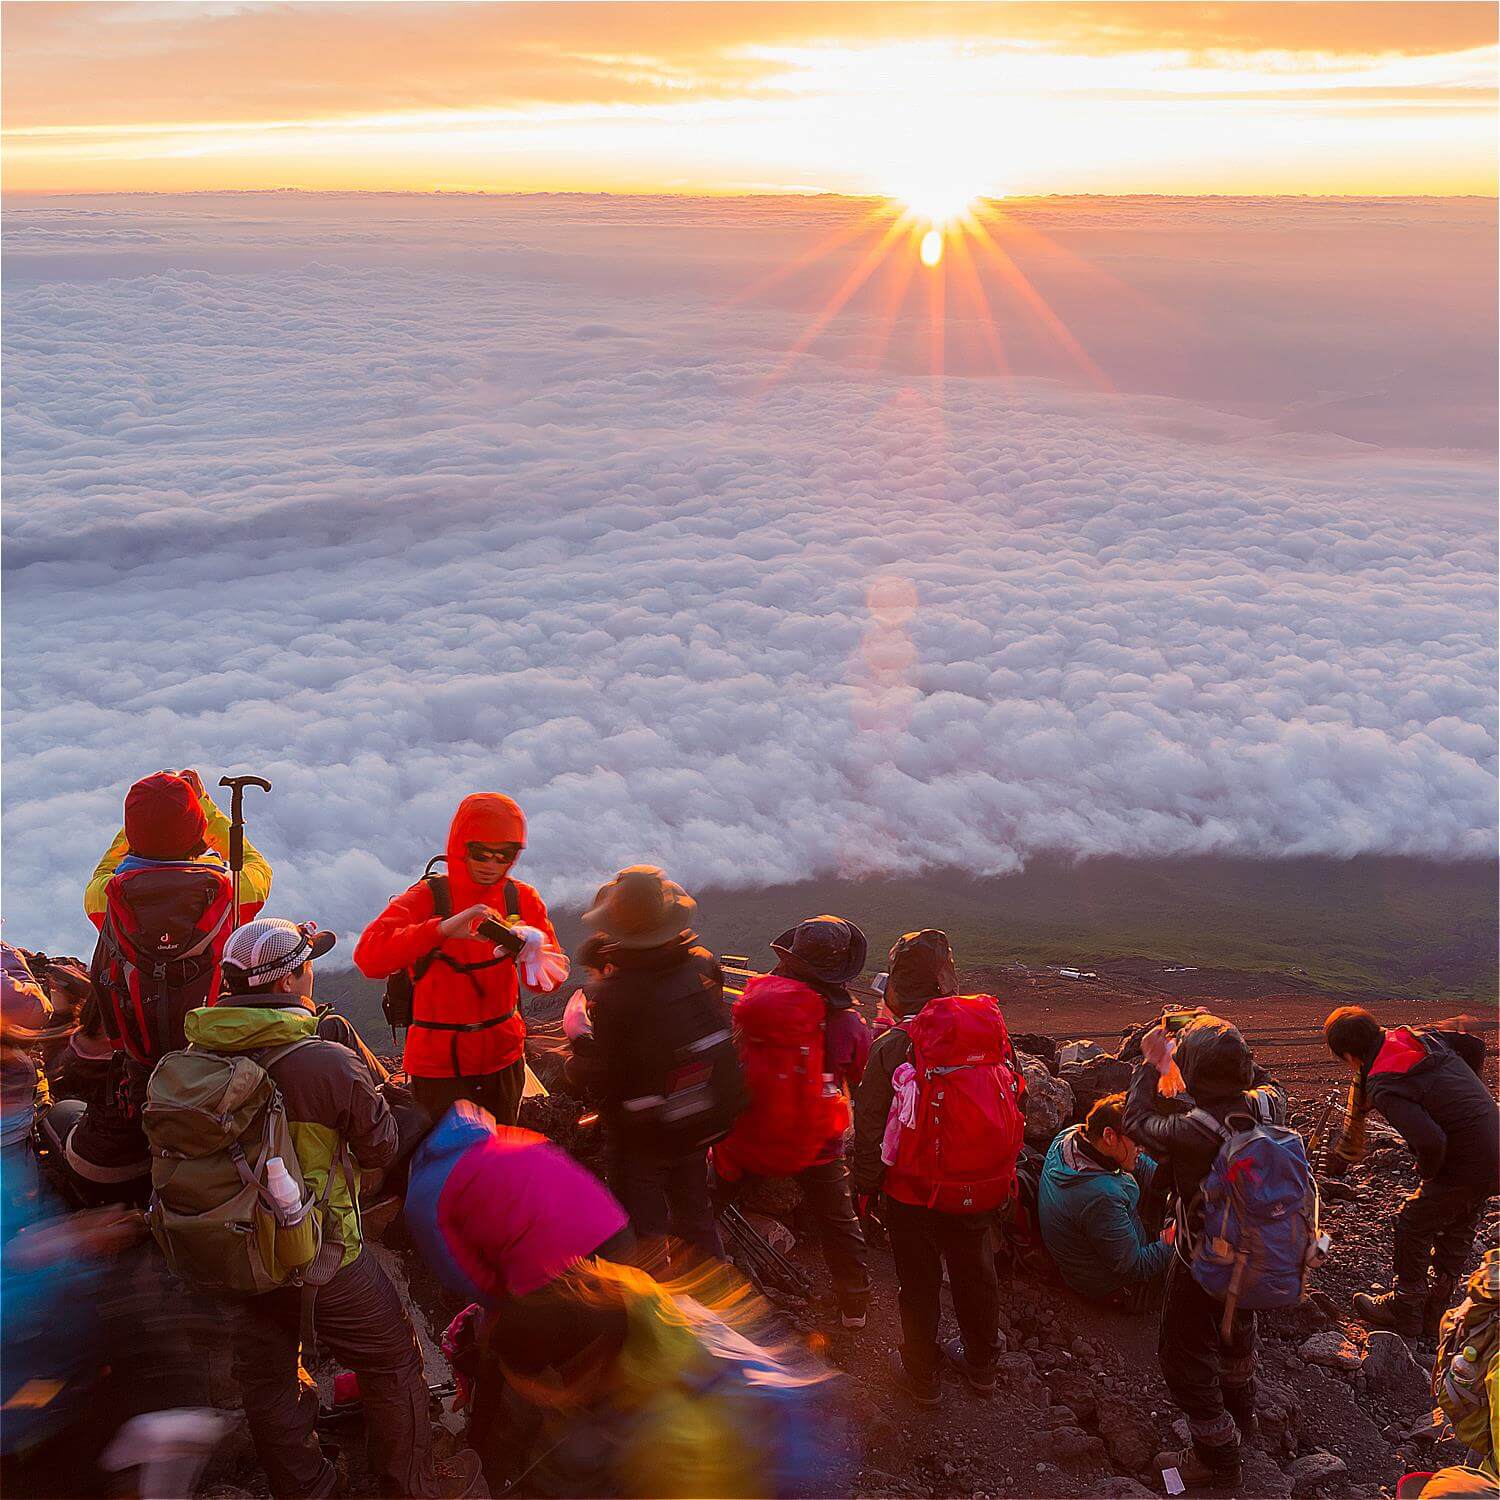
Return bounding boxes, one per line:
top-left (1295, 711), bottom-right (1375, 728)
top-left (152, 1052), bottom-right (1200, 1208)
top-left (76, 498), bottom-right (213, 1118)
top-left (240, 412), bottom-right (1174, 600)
top-left (613, 963), bottom-right (748, 1153)
top-left (381, 858), bottom-right (520, 1034)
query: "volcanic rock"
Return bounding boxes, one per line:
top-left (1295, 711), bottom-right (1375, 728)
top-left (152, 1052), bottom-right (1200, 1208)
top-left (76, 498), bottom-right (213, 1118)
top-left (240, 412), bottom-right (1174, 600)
top-left (1096, 1480), bottom-right (1155, 1499)
top-left (1059, 1056), bottom-right (1134, 1119)
top-left (1095, 1410), bottom-right (1158, 1473)
top-left (1361, 1330), bottom-right (1430, 1401)
top-left (1298, 1330), bottom-right (1363, 1370)
top-left (1286, 1450), bottom-right (1348, 1496)
top-left (1017, 1052), bottom-right (1075, 1144)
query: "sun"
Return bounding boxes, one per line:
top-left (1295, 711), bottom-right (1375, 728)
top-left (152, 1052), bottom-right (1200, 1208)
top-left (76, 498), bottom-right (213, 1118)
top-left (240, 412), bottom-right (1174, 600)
top-left (896, 183), bottom-right (984, 229)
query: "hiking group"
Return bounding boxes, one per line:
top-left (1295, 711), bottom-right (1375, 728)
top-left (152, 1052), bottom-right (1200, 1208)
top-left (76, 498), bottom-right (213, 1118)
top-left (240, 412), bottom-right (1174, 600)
top-left (1, 769), bottom-right (1496, 1500)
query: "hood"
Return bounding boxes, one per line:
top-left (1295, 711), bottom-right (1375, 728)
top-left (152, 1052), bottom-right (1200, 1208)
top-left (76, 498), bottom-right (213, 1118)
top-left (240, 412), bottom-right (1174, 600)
top-left (446, 794), bottom-right (527, 914)
top-left (608, 934), bottom-right (705, 972)
top-left (1044, 1125), bottom-right (1114, 1187)
top-left (1176, 1015), bottom-right (1254, 1101)
top-left (411, 1098), bottom-right (494, 1183)
top-left (183, 1003), bottom-right (317, 1052)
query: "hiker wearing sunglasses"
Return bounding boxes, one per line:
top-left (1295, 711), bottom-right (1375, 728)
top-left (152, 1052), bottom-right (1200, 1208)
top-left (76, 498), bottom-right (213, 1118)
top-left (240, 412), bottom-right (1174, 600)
top-left (355, 794), bottom-right (566, 1127)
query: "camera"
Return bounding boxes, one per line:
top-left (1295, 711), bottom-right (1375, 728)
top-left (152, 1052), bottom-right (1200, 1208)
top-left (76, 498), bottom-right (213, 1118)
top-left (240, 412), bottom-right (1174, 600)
top-left (476, 917), bottom-right (525, 957)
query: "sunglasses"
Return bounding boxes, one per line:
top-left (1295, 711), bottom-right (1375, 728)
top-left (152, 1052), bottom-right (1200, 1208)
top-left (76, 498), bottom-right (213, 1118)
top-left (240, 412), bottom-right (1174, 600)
top-left (466, 842), bottom-right (521, 864)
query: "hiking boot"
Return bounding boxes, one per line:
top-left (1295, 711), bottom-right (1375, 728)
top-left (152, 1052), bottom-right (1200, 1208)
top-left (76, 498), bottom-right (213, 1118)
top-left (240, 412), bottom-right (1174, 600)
top-left (432, 1447), bottom-right (486, 1498)
top-left (941, 1338), bottom-right (996, 1398)
top-left (1424, 1275), bottom-right (1458, 1338)
top-left (1352, 1289), bottom-right (1423, 1338)
top-left (1161, 1445), bottom-right (1242, 1490)
top-left (889, 1350), bottom-right (941, 1409)
top-left (837, 1286), bottom-right (871, 1330)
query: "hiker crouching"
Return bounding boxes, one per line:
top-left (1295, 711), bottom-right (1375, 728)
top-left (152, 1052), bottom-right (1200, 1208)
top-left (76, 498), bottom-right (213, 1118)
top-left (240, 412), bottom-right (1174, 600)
top-left (1123, 1014), bottom-right (1288, 1489)
top-left (1039, 1092), bottom-right (1170, 1312)
top-left (149, 917), bottom-right (482, 1498)
top-left (1324, 1006), bottom-right (1499, 1337)
top-left (852, 930), bottom-right (1025, 1405)
top-left (355, 794), bottom-right (565, 1127)
top-left (568, 867), bottom-right (743, 1261)
top-left (404, 1102), bottom-right (632, 1489)
top-left (713, 915), bottom-right (873, 1328)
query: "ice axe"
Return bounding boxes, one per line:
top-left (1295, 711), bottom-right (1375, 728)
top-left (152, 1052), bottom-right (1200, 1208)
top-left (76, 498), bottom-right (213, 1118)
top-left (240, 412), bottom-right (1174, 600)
top-left (218, 774), bottom-right (271, 928)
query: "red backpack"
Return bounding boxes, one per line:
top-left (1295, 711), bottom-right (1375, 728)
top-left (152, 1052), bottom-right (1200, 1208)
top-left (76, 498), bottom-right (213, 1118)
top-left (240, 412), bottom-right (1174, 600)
top-left (884, 995), bottom-right (1026, 1214)
top-left (713, 975), bottom-right (849, 1180)
top-left (91, 863), bottom-right (236, 1065)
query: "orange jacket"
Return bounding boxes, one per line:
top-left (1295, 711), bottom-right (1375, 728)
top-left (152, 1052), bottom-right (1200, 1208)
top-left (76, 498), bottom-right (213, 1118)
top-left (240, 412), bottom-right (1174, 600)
top-left (353, 797), bottom-right (557, 1079)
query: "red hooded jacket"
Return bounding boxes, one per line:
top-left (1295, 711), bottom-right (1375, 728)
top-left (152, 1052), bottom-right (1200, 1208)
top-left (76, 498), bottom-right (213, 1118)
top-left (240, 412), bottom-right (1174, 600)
top-left (353, 796), bottom-right (558, 1079)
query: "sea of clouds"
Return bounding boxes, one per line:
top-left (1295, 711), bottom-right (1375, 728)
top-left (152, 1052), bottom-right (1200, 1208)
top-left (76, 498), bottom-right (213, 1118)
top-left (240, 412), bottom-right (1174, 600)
top-left (3, 194), bottom-right (1496, 954)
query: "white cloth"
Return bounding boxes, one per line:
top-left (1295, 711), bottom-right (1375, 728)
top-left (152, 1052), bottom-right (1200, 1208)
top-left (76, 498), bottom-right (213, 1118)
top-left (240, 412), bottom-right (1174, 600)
top-left (562, 991), bottom-right (594, 1041)
top-left (880, 1061), bottom-right (918, 1165)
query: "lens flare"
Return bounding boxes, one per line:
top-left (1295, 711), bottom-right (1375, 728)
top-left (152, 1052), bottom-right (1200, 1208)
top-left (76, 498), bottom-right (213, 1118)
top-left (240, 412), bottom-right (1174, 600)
top-left (919, 229), bottom-right (943, 267)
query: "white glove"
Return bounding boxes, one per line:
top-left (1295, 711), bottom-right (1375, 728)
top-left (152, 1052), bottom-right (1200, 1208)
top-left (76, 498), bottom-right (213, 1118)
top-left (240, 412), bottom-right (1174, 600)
top-left (508, 925), bottom-right (570, 992)
top-left (562, 991), bottom-right (594, 1041)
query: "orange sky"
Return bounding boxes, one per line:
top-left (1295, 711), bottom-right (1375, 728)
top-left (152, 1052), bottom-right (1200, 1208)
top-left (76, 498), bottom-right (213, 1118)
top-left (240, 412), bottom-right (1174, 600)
top-left (4, 2), bottom-right (1496, 196)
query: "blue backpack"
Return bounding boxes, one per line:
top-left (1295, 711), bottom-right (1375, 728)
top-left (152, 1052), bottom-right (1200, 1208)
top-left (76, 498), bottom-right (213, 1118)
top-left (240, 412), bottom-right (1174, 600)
top-left (1188, 1110), bottom-right (1322, 1328)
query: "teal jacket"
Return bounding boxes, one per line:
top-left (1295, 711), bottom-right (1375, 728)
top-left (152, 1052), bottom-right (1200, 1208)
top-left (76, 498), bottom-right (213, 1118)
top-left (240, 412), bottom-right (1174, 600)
top-left (1039, 1125), bottom-right (1170, 1300)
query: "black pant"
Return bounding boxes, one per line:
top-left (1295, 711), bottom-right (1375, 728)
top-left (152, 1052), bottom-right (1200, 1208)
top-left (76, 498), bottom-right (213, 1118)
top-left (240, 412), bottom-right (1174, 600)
top-left (715, 1156), bottom-right (869, 1299)
top-left (1393, 1178), bottom-right (1492, 1290)
top-left (411, 1059), bottom-right (524, 1128)
top-left (232, 1250), bottom-right (437, 1498)
top-left (608, 1140), bottom-right (723, 1259)
top-left (883, 1196), bottom-right (999, 1378)
top-left (1158, 1257), bottom-right (1256, 1460)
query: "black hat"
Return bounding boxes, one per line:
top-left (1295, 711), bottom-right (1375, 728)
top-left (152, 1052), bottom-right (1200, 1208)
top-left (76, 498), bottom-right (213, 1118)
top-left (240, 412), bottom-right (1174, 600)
top-left (770, 915), bottom-right (868, 985)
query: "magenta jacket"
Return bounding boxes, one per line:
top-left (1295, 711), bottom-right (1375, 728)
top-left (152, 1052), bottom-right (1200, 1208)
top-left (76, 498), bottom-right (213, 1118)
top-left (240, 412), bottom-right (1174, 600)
top-left (405, 1102), bottom-right (628, 1303)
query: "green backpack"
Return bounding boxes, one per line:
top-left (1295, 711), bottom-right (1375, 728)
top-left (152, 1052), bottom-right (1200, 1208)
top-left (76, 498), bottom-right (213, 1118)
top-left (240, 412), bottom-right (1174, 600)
top-left (143, 1039), bottom-right (345, 1295)
top-left (1433, 1248), bottom-right (1500, 1470)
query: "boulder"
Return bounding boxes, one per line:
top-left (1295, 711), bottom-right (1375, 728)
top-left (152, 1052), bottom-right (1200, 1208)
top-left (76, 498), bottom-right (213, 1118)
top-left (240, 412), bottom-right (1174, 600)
top-left (1240, 1448), bottom-right (1294, 1499)
top-left (1286, 1451), bottom-right (1347, 1497)
top-left (1361, 1329), bottom-right (1431, 1402)
top-left (1045, 1427), bottom-right (1105, 1465)
top-left (1255, 1375), bottom-right (1301, 1454)
top-left (1013, 1034), bottom-right (1058, 1069)
top-left (1095, 1410), bottom-right (1158, 1473)
top-left (1017, 1052), bottom-right (1075, 1145)
top-left (1059, 1056), bottom-right (1134, 1120)
top-left (1298, 1330), bottom-right (1362, 1371)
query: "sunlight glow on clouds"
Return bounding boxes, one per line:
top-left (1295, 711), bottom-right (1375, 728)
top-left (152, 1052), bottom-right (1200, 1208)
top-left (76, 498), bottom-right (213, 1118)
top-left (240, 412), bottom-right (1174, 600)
top-left (2, 2), bottom-right (1495, 193)
top-left (2, 195), bottom-right (1494, 953)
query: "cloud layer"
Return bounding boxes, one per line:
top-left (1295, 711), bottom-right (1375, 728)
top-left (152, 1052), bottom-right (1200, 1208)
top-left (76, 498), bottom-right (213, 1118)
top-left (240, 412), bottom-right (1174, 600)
top-left (3, 194), bottom-right (1495, 955)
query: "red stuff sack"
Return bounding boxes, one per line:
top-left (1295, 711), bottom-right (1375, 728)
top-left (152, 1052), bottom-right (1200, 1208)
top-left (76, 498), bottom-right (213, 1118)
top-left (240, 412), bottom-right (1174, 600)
top-left (885, 995), bottom-right (1025, 1214)
top-left (91, 864), bottom-right (235, 1064)
top-left (713, 975), bottom-right (848, 1180)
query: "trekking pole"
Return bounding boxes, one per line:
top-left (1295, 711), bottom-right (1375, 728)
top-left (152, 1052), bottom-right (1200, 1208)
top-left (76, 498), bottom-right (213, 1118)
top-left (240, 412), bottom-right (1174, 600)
top-left (218, 775), bottom-right (271, 929)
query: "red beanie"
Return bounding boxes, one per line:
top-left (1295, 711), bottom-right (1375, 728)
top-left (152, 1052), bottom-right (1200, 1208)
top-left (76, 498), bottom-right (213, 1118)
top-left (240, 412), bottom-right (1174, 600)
top-left (124, 773), bottom-right (208, 860)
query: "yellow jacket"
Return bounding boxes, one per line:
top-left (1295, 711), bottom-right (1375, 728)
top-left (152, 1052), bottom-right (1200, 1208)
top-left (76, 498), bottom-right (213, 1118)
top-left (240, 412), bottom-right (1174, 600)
top-left (84, 787), bottom-right (272, 928)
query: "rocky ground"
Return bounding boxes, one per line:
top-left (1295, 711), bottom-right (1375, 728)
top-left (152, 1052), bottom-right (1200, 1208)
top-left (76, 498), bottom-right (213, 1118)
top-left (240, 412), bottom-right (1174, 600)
top-left (206, 964), bottom-right (1496, 1500)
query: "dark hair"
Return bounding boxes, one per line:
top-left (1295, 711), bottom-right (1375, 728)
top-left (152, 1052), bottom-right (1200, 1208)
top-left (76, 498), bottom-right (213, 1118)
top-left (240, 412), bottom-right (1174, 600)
top-left (1324, 1006), bottom-right (1383, 1060)
top-left (576, 934), bottom-right (615, 973)
top-left (1084, 1092), bottom-right (1127, 1142)
top-left (224, 960), bottom-right (308, 997)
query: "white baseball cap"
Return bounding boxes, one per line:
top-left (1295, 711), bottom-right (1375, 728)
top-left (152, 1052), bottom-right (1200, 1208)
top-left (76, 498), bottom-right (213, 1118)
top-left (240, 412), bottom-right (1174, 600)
top-left (223, 918), bottom-right (336, 985)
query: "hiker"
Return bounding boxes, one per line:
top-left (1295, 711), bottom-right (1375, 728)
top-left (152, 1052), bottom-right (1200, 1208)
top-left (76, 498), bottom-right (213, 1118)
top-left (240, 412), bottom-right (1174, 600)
top-left (1324, 1006), bottom-right (1499, 1336)
top-left (152, 915), bottom-right (483, 1498)
top-left (1038, 1092), bottom-right (1170, 1310)
top-left (405, 1117), bottom-right (846, 1500)
top-left (714, 915), bottom-right (872, 1328)
top-left (852, 929), bottom-right (1025, 1403)
top-left (84, 768), bottom-right (271, 930)
top-left (569, 867), bottom-right (744, 1260)
top-left (2, 944), bottom-right (52, 1204)
top-left (404, 1101), bottom-right (633, 1487)
top-left (1123, 1013), bottom-right (1289, 1489)
top-left (354, 793), bottom-right (566, 1127)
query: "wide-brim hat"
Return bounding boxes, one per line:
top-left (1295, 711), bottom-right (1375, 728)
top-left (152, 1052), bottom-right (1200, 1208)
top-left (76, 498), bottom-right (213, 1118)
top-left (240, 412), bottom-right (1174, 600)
top-left (771, 915), bottom-right (867, 986)
top-left (582, 866), bottom-right (696, 950)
